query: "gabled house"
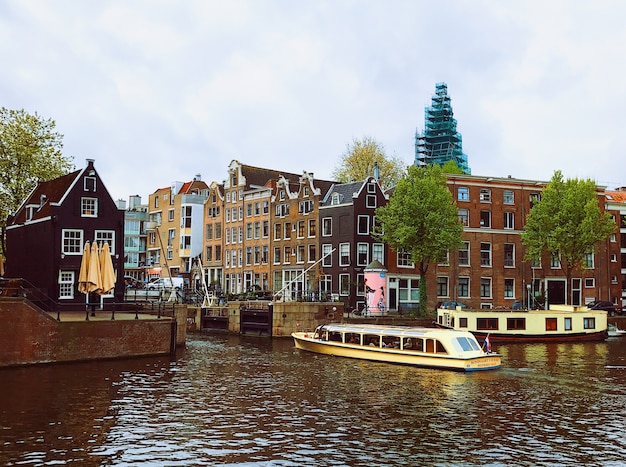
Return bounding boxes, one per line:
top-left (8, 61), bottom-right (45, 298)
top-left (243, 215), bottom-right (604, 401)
top-left (319, 176), bottom-right (389, 311)
top-left (5, 159), bottom-right (124, 310)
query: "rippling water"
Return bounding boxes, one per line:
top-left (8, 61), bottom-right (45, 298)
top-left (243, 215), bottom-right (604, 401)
top-left (2, 334), bottom-right (626, 466)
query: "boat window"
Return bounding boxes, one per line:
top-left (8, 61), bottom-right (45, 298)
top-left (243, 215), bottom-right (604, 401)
top-left (477, 318), bottom-right (499, 330)
top-left (436, 341), bottom-right (448, 354)
top-left (329, 332), bottom-right (343, 342)
top-left (402, 337), bottom-right (423, 351)
top-left (425, 339), bottom-right (434, 353)
top-left (545, 318), bottom-right (557, 332)
top-left (459, 317), bottom-right (468, 328)
top-left (455, 337), bottom-right (480, 352)
top-left (346, 333), bottom-right (360, 344)
top-left (364, 334), bottom-right (380, 347)
top-left (382, 338), bottom-right (399, 348)
top-left (507, 317), bottom-right (526, 330)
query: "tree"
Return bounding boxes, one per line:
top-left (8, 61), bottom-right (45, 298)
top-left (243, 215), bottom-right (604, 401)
top-left (0, 108), bottom-right (74, 255)
top-left (441, 159), bottom-right (465, 174)
top-left (374, 164), bottom-right (464, 315)
top-left (521, 170), bottom-right (615, 304)
top-left (331, 136), bottom-right (406, 190)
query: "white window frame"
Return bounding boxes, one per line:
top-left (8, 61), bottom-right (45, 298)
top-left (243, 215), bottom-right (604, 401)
top-left (58, 271), bottom-right (75, 299)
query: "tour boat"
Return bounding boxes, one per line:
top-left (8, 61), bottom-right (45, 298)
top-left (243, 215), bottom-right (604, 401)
top-left (291, 323), bottom-right (501, 372)
top-left (435, 304), bottom-right (608, 343)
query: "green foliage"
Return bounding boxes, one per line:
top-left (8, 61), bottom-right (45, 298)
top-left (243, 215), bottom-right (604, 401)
top-left (521, 170), bottom-right (615, 291)
top-left (440, 160), bottom-right (465, 174)
top-left (331, 136), bottom-right (406, 190)
top-left (375, 164), bottom-right (463, 314)
top-left (0, 108), bottom-right (74, 254)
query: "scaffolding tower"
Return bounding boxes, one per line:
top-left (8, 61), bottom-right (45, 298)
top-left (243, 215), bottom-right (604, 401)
top-left (415, 82), bottom-right (471, 174)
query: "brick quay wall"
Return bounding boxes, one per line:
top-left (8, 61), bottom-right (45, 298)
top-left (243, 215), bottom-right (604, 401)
top-left (0, 298), bottom-right (180, 368)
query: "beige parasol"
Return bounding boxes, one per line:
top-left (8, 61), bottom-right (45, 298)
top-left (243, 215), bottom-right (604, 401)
top-left (98, 242), bottom-right (116, 295)
top-left (87, 241), bottom-right (103, 294)
top-left (77, 241), bottom-right (92, 294)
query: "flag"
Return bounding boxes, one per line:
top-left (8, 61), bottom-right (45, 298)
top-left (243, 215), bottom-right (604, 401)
top-left (484, 335), bottom-right (492, 353)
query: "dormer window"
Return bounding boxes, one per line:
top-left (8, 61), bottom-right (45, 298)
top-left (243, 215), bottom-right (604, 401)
top-left (81, 197), bottom-right (98, 217)
top-left (25, 205), bottom-right (37, 221)
top-left (331, 193), bottom-right (342, 205)
top-left (84, 176), bottom-right (96, 192)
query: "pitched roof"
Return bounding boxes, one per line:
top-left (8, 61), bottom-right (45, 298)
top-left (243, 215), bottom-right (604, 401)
top-left (606, 191), bottom-right (626, 203)
top-left (9, 169), bottom-right (81, 225)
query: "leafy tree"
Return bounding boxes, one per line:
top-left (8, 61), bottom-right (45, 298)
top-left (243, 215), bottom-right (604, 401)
top-left (374, 164), bottom-right (463, 315)
top-left (0, 108), bottom-right (74, 255)
top-left (521, 170), bottom-right (615, 303)
top-left (331, 136), bottom-right (406, 189)
top-left (441, 159), bottom-right (465, 174)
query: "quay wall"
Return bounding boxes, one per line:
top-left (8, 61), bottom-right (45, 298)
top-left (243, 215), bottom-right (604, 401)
top-left (0, 298), bottom-right (177, 368)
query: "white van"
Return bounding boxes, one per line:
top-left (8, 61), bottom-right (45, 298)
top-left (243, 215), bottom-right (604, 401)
top-left (147, 277), bottom-right (184, 291)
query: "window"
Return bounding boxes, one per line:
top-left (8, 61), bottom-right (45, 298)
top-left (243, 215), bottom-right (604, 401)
top-left (339, 274), bottom-right (350, 295)
top-left (397, 249), bottom-right (414, 267)
top-left (459, 242), bottom-right (470, 266)
top-left (168, 209), bottom-right (174, 221)
top-left (503, 190), bottom-right (514, 204)
top-left (273, 247), bottom-right (281, 264)
top-left (263, 220), bottom-right (269, 238)
top-left (530, 192), bottom-right (541, 208)
top-left (477, 318), bottom-right (498, 331)
top-left (437, 276), bottom-right (449, 297)
top-left (81, 197), bottom-right (98, 217)
top-left (308, 219), bottom-right (316, 237)
top-left (564, 317), bottom-right (572, 331)
top-left (168, 229), bottom-right (175, 247)
top-left (322, 218), bottom-right (332, 236)
top-left (479, 189), bottom-right (491, 202)
top-left (322, 244), bottom-right (333, 267)
top-left (458, 187), bottom-right (469, 201)
top-left (254, 222), bottom-right (261, 239)
top-left (262, 200), bottom-right (269, 214)
top-left (583, 317), bottom-right (596, 329)
top-left (584, 250), bottom-right (594, 269)
top-left (480, 277), bottom-right (492, 298)
top-left (299, 200), bottom-right (314, 214)
top-left (339, 243), bottom-right (350, 266)
top-left (372, 243), bottom-right (384, 264)
top-left (545, 318), bottom-right (557, 331)
top-left (367, 182), bottom-right (376, 193)
top-left (480, 243), bottom-right (491, 266)
top-left (504, 243), bottom-right (515, 267)
top-left (504, 278), bottom-right (514, 298)
top-left (357, 215), bottom-right (370, 235)
top-left (357, 243), bottom-right (369, 266)
top-left (284, 223), bottom-right (291, 240)
top-left (95, 231), bottom-right (115, 250)
top-left (366, 195), bottom-right (377, 208)
top-left (84, 176), bottom-right (96, 192)
top-left (458, 208), bottom-right (469, 227)
top-left (457, 277), bottom-right (470, 297)
top-left (585, 278), bottom-right (595, 288)
top-left (297, 220), bottom-right (305, 238)
top-left (504, 212), bottom-right (515, 229)
top-left (297, 245), bottom-right (305, 263)
top-left (551, 253), bottom-right (561, 269)
top-left (246, 247), bottom-right (252, 265)
top-left (58, 271), bottom-right (75, 299)
top-left (480, 210), bottom-right (491, 228)
top-left (308, 244), bottom-right (316, 263)
top-left (206, 224), bottom-right (213, 240)
top-left (283, 246), bottom-right (291, 264)
top-left (62, 229), bottom-right (83, 255)
top-left (507, 318), bottom-right (526, 330)
top-left (274, 223), bottom-right (281, 240)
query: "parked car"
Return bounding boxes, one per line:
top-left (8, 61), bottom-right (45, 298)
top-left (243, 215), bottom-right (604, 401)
top-left (147, 277), bottom-right (184, 291)
top-left (123, 275), bottom-right (142, 289)
top-left (587, 300), bottom-right (620, 316)
top-left (436, 301), bottom-right (468, 310)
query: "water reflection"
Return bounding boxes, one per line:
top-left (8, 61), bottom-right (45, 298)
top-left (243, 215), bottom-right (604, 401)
top-left (1, 335), bottom-right (626, 466)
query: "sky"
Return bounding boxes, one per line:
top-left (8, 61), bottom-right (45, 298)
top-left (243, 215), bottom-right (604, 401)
top-left (3, 0), bottom-right (626, 203)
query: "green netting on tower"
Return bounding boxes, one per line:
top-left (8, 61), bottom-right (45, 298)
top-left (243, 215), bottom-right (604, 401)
top-left (414, 82), bottom-right (471, 174)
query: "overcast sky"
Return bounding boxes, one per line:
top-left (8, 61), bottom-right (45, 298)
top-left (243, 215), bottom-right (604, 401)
top-left (3, 0), bottom-right (626, 203)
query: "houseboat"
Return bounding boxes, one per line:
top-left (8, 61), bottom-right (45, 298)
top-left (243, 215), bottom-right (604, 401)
top-left (292, 323), bottom-right (501, 372)
top-left (435, 304), bottom-right (608, 343)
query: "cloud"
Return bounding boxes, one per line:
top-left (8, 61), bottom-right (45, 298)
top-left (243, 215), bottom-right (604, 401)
top-left (3, 0), bottom-right (626, 202)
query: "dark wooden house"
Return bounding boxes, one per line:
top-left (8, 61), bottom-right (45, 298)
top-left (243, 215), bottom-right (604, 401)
top-left (4, 159), bottom-right (124, 311)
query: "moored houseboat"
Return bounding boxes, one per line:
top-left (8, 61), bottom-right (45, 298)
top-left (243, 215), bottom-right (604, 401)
top-left (292, 323), bottom-right (501, 372)
top-left (435, 304), bottom-right (608, 343)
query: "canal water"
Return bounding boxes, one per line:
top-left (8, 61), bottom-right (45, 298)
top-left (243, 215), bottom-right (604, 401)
top-left (2, 334), bottom-right (626, 466)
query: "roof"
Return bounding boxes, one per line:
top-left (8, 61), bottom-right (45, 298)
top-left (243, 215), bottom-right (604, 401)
top-left (605, 191), bottom-right (626, 203)
top-left (9, 169), bottom-right (81, 225)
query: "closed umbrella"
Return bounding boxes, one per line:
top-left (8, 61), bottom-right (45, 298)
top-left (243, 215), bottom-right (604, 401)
top-left (98, 242), bottom-right (116, 295)
top-left (77, 241), bottom-right (92, 294)
top-left (88, 241), bottom-right (102, 294)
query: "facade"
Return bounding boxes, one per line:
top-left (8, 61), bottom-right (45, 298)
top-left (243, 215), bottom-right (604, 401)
top-left (415, 82), bottom-right (471, 174)
top-left (203, 181), bottom-right (224, 291)
top-left (431, 174), bottom-right (619, 311)
top-left (117, 195), bottom-right (148, 283)
top-left (5, 159), bottom-right (125, 310)
top-left (319, 177), bottom-right (389, 311)
top-left (603, 189), bottom-right (626, 309)
top-left (146, 175), bottom-right (208, 285)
